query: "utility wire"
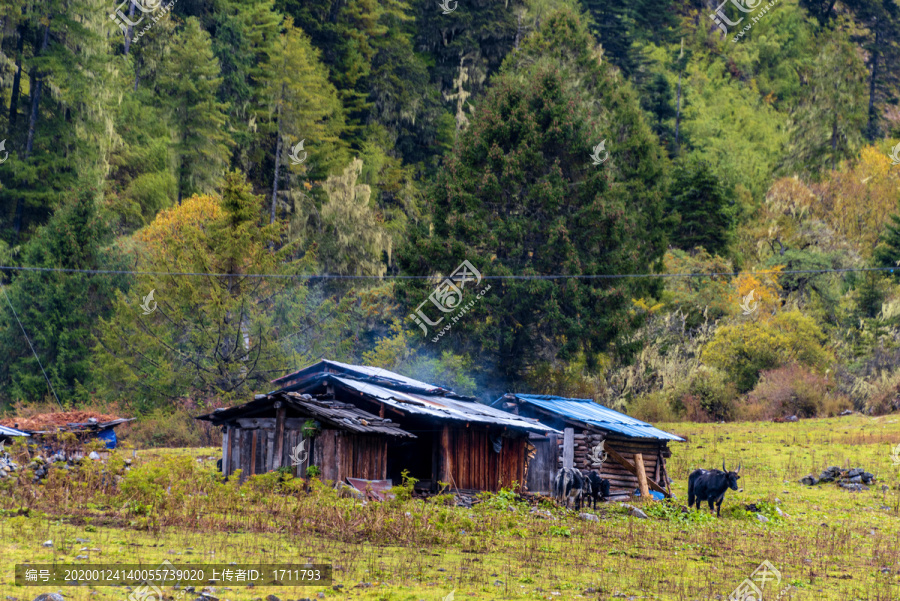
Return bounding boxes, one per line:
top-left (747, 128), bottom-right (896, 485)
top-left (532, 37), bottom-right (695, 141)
top-left (0, 264), bottom-right (897, 280)
top-left (0, 282), bottom-right (64, 409)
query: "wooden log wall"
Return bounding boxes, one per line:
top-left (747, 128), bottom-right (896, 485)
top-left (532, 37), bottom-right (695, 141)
top-left (556, 429), bottom-right (670, 493)
top-left (441, 425), bottom-right (526, 491)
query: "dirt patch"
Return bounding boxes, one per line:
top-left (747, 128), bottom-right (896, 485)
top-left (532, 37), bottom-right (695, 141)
top-left (0, 410), bottom-right (124, 431)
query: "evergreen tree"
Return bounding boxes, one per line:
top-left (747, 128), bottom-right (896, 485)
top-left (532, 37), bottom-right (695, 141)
top-left (317, 158), bottom-right (392, 276)
top-left (874, 202), bottom-right (900, 270)
top-left (842, 0), bottom-right (900, 140)
top-left (398, 9), bottom-right (670, 383)
top-left (205, 0), bottom-right (282, 174)
top-left (641, 73), bottom-right (677, 153)
top-left (784, 33), bottom-right (867, 175)
top-left (260, 18), bottom-right (346, 224)
top-left (668, 158), bottom-right (734, 255)
top-left (158, 17), bottom-right (232, 203)
top-left (0, 187), bottom-right (128, 404)
top-left (0, 0), bottom-right (117, 245)
top-left (578, 0), bottom-right (677, 76)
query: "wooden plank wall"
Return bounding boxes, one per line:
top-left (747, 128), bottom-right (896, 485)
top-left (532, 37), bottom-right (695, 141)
top-left (442, 426), bottom-right (526, 491)
top-left (227, 425), bottom-right (389, 484)
top-left (228, 426), bottom-right (310, 481)
top-left (525, 434), bottom-right (557, 494)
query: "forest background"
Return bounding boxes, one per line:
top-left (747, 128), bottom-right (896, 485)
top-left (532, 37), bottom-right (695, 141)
top-left (2, 0), bottom-right (900, 445)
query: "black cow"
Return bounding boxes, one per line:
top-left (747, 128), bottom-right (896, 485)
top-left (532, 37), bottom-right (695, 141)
top-left (581, 471), bottom-right (610, 509)
top-left (687, 461), bottom-right (742, 517)
top-left (554, 467), bottom-right (590, 510)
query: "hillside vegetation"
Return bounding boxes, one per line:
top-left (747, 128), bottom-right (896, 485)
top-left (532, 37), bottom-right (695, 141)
top-left (1, 0), bottom-right (900, 428)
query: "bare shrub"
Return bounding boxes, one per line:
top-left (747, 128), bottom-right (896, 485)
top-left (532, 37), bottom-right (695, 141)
top-left (745, 364), bottom-right (829, 418)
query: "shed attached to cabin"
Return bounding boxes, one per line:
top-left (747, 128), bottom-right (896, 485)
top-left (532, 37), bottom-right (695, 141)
top-left (271, 360), bottom-right (560, 493)
top-left (0, 424), bottom-right (29, 445)
top-left (196, 391), bottom-right (415, 483)
top-left (493, 394), bottom-right (684, 500)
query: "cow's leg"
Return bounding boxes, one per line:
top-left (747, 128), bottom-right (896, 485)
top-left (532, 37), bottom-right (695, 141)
top-left (708, 498), bottom-right (716, 513)
top-left (716, 499), bottom-right (722, 517)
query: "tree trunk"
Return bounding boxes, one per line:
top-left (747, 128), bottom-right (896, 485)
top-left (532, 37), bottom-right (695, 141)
top-left (675, 71), bottom-right (683, 150)
top-left (674, 39), bottom-right (684, 152)
top-left (15, 20), bottom-right (50, 243)
top-left (830, 115), bottom-right (837, 171)
top-left (177, 156), bottom-right (185, 204)
top-left (25, 22), bottom-right (51, 158)
top-left (866, 29), bottom-right (880, 141)
top-left (7, 29), bottom-right (25, 134)
top-left (124, 1), bottom-right (136, 56)
top-left (270, 107), bottom-right (283, 224)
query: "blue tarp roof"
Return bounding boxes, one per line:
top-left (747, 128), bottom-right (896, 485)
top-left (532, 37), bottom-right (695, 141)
top-left (498, 394), bottom-right (684, 442)
top-left (0, 424), bottom-right (29, 438)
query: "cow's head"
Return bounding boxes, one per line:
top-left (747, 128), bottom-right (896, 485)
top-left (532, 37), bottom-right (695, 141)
top-left (723, 460), bottom-right (742, 491)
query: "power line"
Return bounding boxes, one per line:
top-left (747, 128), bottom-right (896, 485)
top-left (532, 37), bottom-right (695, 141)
top-left (0, 282), bottom-right (64, 410)
top-left (0, 264), bottom-right (897, 280)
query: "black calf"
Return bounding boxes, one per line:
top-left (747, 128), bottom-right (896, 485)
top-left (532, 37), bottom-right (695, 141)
top-left (581, 471), bottom-right (610, 509)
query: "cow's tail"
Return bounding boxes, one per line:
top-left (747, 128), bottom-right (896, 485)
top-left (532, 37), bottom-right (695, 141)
top-left (687, 472), bottom-right (695, 507)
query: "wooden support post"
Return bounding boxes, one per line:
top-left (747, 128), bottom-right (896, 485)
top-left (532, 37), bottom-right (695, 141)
top-left (440, 425), bottom-right (453, 489)
top-left (274, 406), bottom-right (286, 469)
top-left (605, 446), bottom-right (669, 497)
top-left (222, 426), bottom-right (230, 476)
top-left (250, 430), bottom-right (258, 476)
top-left (634, 453), bottom-right (651, 500)
top-left (266, 429), bottom-right (275, 472)
top-left (563, 428), bottom-right (574, 469)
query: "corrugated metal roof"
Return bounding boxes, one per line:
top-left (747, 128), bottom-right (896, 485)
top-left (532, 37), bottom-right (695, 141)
top-left (0, 424), bottom-right (29, 437)
top-left (502, 394), bottom-right (684, 441)
top-left (332, 376), bottom-right (560, 435)
top-left (273, 360), bottom-right (450, 394)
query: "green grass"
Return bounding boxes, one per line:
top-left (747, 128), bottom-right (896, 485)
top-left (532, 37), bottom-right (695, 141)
top-left (2, 415), bottom-right (900, 600)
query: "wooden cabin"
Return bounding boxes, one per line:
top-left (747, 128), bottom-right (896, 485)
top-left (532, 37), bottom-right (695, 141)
top-left (493, 394), bottom-right (684, 501)
top-left (196, 391), bottom-right (414, 483)
top-left (270, 360), bottom-right (560, 493)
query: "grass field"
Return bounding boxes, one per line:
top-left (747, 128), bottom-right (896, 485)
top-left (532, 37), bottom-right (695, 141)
top-left (2, 415), bottom-right (899, 601)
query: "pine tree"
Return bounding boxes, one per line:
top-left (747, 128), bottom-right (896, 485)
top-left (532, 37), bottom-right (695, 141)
top-left (0, 187), bottom-right (128, 403)
top-left (874, 203), bottom-right (900, 270)
top-left (398, 8), bottom-right (670, 383)
top-left (0, 0), bottom-right (117, 246)
top-left (159, 17), bottom-right (232, 204)
top-left (668, 158), bottom-right (734, 255)
top-left (260, 18), bottom-right (346, 223)
top-left (206, 0), bottom-right (283, 171)
top-left (784, 33), bottom-right (867, 175)
top-left (578, 0), bottom-right (677, 77)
